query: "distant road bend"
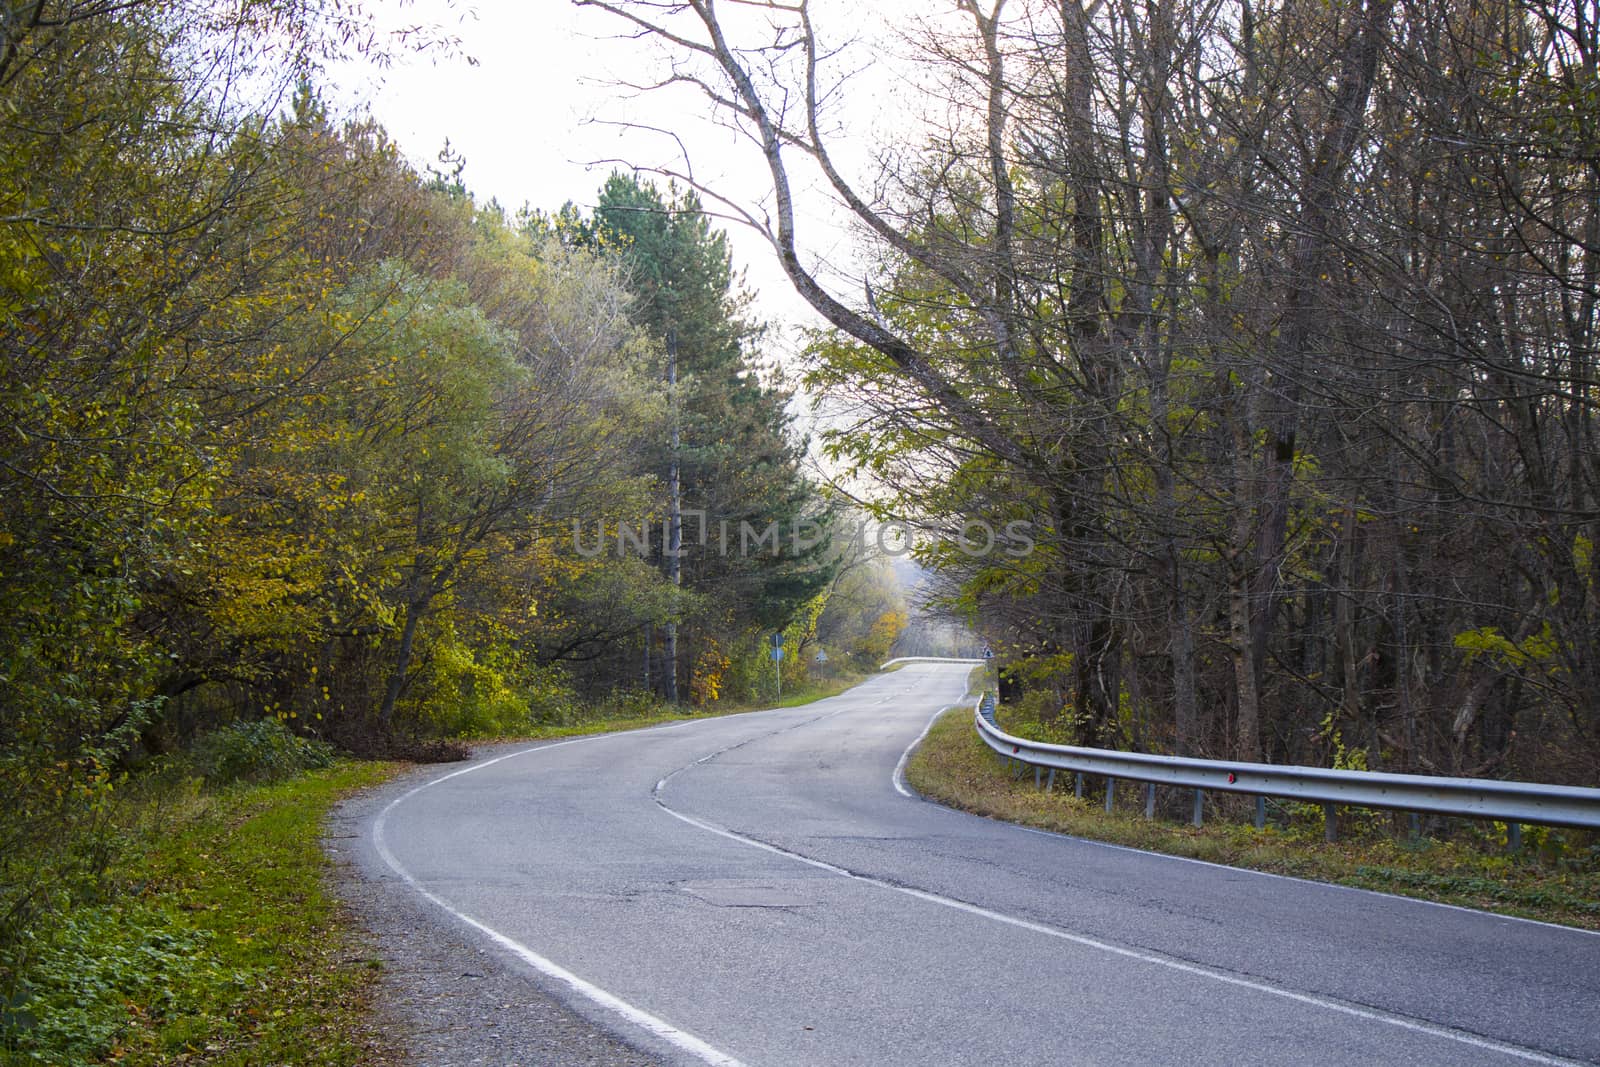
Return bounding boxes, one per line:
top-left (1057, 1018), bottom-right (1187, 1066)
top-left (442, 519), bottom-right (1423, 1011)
top-left (366, 663), bottom-right (1600, 1066)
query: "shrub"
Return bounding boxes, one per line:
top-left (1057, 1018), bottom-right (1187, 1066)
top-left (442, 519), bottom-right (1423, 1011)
top-left (1003, 690), bottom-right (1088, 746)
top-left (577, 688), bottom-right (666, 723)
top-left (188, 720), bottom-right (333, 786)
top-left (0, 905), bottom-right (236, 1064)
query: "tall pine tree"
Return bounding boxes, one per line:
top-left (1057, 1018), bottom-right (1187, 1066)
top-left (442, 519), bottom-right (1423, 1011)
top-left (592, 173), bottom-right (835, 700)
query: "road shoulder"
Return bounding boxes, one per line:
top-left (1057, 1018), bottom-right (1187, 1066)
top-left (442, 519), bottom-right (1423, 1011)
top-left (325, 750), bottom-right (665, 1067)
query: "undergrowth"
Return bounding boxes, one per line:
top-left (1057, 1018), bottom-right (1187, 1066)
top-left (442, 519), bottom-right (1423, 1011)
top-left (0, 675), bottom-right (870, 1066)
top-left (0, 760), bottom-right (398, 1065)
top-left (502, 671), bottom-right (868, 742)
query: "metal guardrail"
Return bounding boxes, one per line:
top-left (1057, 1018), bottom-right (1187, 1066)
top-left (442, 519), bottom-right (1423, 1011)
top-left (879, 656), bottom-right (987, 669)
top-left (972, 693), bottom-right (1600, 840)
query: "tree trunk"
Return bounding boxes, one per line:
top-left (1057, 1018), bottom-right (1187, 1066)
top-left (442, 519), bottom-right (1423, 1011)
top-left (1230, 561), bottom-right (1261, 762)
top-left (378, 586), bottom-right (430, 735)
top-left (665, 331), bottom-right (681, 704)
top-left (1247, 0), bottom-right (1391, 695)
top-left (1335, 506), bottom-right (1361, 731)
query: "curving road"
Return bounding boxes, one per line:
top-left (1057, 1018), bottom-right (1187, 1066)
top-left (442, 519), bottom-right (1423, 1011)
top-left (358, 663), bottom-right (1600, 1066)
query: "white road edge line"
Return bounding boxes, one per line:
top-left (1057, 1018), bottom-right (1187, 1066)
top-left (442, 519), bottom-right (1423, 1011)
top-left (1003, 820), bottom-right (1600, 939)
top-left (372, 731), bottom-right (749, 1067)
top-left (891, 713), bottom-right (939, 797)
top-left (899, 693), bottom-right (1600, 942)
top-left (892, 684), bottom-right (975, 798)
top-left (655, 799), bottom-right (1586, 1067)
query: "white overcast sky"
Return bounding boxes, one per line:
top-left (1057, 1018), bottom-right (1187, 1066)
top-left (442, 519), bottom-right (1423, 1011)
top-left (327, 0), bottom-right (885, 337)
top-left (325, 0), bottom-right (957, 469)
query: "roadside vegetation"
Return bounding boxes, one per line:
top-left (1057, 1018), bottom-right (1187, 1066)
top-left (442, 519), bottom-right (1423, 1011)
top-left (488, 668), bottom-right (871, 744)
top-left (907, 692), bottom-right (1600, 932)
top-left (0, 731), bottom-right (399, 1065)
top-left (0, 0), bottom-right (912, 1036)
top-left (590, 2), bottom-right (1600, 798)
top-left (0, 669), bottom-right (871, 1066)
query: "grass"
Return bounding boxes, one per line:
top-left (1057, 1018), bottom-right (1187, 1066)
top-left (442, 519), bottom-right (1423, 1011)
top-left (760, 673), bottom-right (869, 710)
top-left (1, 761), bottom-right (402, 1066)
top-left (0, 670), bottom-right (870, 1066)
top-left (507, 671), bottom-right (868, 742)
top-left (905, 702), bottom-right (1600, 931)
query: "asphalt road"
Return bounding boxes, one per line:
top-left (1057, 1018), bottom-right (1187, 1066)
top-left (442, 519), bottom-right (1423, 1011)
top-left (358, 662), bottom-right (1600, 1066)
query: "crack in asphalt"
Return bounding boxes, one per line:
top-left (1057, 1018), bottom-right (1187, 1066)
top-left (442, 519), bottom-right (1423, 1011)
top-left (364, 674), bottom-right (1596, 1067)
top-left (650, 693), bottom-right (1591, 1067)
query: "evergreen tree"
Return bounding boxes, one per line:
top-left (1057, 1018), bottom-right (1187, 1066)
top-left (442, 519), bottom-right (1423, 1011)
top-left (593, 173), bottom-right (835, 700)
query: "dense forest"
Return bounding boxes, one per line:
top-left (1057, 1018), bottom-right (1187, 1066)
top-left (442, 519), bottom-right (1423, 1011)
top-left (586, 0), bottom-right (1600, 786)
top-left (0, 1), bottom-right (914, 966)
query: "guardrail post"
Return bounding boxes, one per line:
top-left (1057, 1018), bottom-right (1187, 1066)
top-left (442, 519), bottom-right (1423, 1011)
top-left (1046, 768), bottom-right (1056, 791)
top-left (1145, 782), bottom-right (1156, 819)
top-left (1507, 822), bottom-right (1522, 852)
top-left (1074, 773), bottom-right (1083, 799)
top-left (1254, 795), bottom-right (1266, 830)
top-left (1408, 812), bottom-right (1421, 841)
top-left (1034, 766), bottom-right (1042, 789)
top-left (1324, 803), bottom-right (1338, 843)
top-left (1105, 777), bottom-right (1116, 813)
top-left (1191, 788), bottom-right (1204, 828)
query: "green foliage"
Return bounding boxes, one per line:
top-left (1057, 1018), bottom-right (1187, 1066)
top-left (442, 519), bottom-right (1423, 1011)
top-left (753, 0), bottom-right (1600, 784)
top-left (1452, 624), bottom-right (1562, 670)
top-left (594, 173), bottom-right (749, 371)
top-left (1349, 867), bottom-right (1600, 919)
top-left (0, 761), bottom-right (396, 1066)
top-left (716, 631), bottom-right (780, 705)
top-left (2, 906), bottom-right (235, 1063)
top-left (401, 621), bottom-right (573, 736)
top-left (598, 174), bottom-right (835, 608)
top-left (1002, 692), bottom-right (1088, 747)
top-left (0, 2), bottom-right (856, 992)
top-left (590, 688), bottom-right (666, 722)
top-left (188, 721), bottom-right (334, 787)
top-left (0, 0), bottom-right (668, 962)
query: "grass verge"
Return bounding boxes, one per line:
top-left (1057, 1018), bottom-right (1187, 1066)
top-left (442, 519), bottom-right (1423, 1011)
top-left (506, 672), bottom-right (868, 743)
top-left (749, 673), bottom-right (868, 711)
top-left (0, 670), bottom-right (873, 1066)
top-left (0, 668), bottom-right (947, 1065)
top-left (905, 707), bottom-right (1600, 931)
top-left (1, 761), bottom-right (401, 1066)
